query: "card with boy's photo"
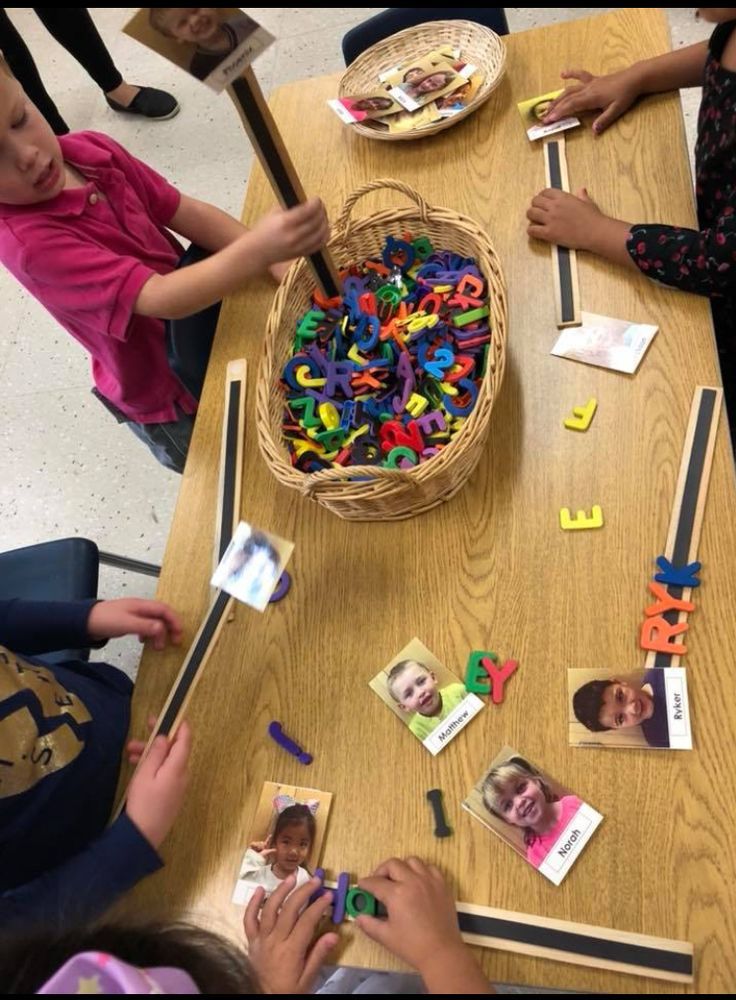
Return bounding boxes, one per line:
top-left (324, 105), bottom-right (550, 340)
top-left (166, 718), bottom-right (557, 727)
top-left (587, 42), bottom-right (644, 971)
top-left (386, 55), bottom-right (465, 113)
top-left (517, 89), bottom-right (580, 141)
top-left (125, 8), bottom-right (274, 93)
top-left (369, 638), bottom-right (484, 756)
top-left (550, 311), bottom-right (659, 374)
top-left (463, 747), bottom-right (602, 886)
top-left (568, 667), bottom-right (692, 750)
top-left (327, 92), bottom-right (404, 124)
top-left (232, 781), bottom-right (332, 906)
top-left (211, 521), bottom-right (293, 612)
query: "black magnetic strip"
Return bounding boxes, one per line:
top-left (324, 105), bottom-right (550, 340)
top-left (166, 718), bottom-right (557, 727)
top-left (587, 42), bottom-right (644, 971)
top-left (456, 911), bottom-right (693, 977)
top-left (219, 379), bottom-right (241, 562)
top-left (156, 589), bottom-right (231, 736)
top-left (546, 139), bottom-right (563, 190)
top-left (557, 246), bottom-right (575, 323)
top-left (230, 76), bottom-right (339, 297)
top-left (654, 388), bottom-right (717, 667)
top-left (545, 140), bottom-right (575, 324)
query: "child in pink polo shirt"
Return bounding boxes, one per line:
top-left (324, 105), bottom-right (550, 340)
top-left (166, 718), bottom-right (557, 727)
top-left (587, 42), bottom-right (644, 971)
top-left (0, 56), bottom-right (329, 473)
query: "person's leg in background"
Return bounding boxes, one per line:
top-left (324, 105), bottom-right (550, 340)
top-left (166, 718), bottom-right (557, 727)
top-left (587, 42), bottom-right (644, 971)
top-left (0, 8), bottom-right (69, 134)
top-left (32, 7), bottom-right (180, 121)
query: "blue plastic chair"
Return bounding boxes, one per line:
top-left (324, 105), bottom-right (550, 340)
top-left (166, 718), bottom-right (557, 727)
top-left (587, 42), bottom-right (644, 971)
top-left (342, 8), bottom-right (509, 65)
top-left (0, 538), bottom-right (99, 663)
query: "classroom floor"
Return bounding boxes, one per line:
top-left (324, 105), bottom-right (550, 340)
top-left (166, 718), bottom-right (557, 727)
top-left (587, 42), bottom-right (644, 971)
top-left (0, 8), bottom-right (711, 676)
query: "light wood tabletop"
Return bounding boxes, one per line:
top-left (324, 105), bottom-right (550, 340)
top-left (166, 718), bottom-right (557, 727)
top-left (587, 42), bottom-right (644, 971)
top-left (116, 8), bottom-right (736, 993)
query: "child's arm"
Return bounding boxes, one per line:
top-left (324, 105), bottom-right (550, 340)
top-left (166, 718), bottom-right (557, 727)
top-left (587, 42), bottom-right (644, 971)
top-left (0, 597), bottom-right (181, 657)
top-left (169, 193), bottom-right (254, 252)
top-left (0, 598), bottom-right (98, 656)
top-left (169, 195), bottom-right (290, 282)
top-left (86, 598), bottom-right (182, 651)
top-left (0, 723), bottom-right (190, 930)
top-left (135, 197), bottom-right (329, 321)
top-left (357, 857), bottom-right (494, 994)
top-left (528, 187), bottom-right (736, 299)
top-left (543, 41), bottom-right (709, 134)
top-left (527, 187), bottom-right (635, 270)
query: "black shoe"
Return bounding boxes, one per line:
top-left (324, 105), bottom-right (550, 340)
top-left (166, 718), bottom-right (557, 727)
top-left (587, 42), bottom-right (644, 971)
top-left (106, 86), bottom-right (180, 121)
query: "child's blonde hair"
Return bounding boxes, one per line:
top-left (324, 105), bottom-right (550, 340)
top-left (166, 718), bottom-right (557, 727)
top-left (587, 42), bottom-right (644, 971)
top-left (386, 659), bottom-right (428, 702)
top-left (482, 756), bottom-right (558, 847)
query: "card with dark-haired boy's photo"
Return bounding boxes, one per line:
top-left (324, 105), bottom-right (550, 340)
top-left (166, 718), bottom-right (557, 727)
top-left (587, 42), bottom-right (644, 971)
top-left (125, 8), bottom-right (274, 93)
top-left (463, 747), bottom-right (602, 886)
top-left (232, 781), bottom-right (332, 906)
top-left (369, 638), bottom-right (484, 756)
top-left (568, 667), bottom-right (692, 750)
top-left (211, 520), bottom-right (293, 612)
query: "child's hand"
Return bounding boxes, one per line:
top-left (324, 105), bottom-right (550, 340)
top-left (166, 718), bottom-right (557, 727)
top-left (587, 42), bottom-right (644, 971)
top-left (249, 835), bottom-right (277, 859)
top-left (356, 857), bottom-right (465, 974)
top-left (251, 197), bottom-right (330, 267)
top-left (126, 721), bottom-right (191, 850)
top-left (356, 858), bottom-right (492, 993)
top-left (126, 714), bottom-right (158, 764)
top-left (87, 598), bottom-right (183, 650)
top-left (527, 186), bottom-right (607, 249)
top-left (244, 875), bottom-right (338, 994)
top-left (543, 67), bottom-right (642, 134)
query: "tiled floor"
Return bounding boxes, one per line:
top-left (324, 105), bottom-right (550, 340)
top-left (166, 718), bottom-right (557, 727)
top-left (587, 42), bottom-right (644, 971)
top-left (0, 8), bottom-right (710, 673)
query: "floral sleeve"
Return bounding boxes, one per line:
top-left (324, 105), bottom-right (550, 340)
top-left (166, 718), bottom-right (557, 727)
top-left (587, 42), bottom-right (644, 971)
top-left (626, 203), bottom-right (736, 298)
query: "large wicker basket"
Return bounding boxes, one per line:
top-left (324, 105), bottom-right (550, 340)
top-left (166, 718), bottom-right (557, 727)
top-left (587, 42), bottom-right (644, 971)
top-left (338, 19), bottom-right (506, 142)
top-left (256, 179), bottom-right (507, 521)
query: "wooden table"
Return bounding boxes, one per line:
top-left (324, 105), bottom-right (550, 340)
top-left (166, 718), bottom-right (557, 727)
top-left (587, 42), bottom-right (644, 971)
top-left (118, 9), bottom-right (736, 993)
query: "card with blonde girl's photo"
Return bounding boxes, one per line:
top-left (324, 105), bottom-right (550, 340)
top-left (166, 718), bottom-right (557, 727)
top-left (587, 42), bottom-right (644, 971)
top-left (463, 747), bottom-right (602, 886)
top-left (232, 781), bottom-right (332, 906)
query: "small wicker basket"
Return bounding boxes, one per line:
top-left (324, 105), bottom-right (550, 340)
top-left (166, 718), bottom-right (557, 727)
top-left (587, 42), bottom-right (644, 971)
top-left (338, 19), bottom-right (506, 142)
top-left (256, 179), bottom-right (508, 521)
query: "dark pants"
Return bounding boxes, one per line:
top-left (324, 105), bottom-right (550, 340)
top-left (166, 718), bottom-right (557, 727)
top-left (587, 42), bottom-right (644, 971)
top-left (0, 8), bottom-right (123, 135)
top-left (94, 246), bottom-right (220, 475)
top-left (127, 406), bottom-right (196, 475)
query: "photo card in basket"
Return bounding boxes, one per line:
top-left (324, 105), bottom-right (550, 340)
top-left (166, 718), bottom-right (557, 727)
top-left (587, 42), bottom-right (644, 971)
top-left (337, 19), bottom-right (506, 142)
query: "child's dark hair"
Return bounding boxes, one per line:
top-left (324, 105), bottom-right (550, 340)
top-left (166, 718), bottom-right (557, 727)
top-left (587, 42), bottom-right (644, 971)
top-left (572, 679), bottom-right (614, 732)
top-left (242, 531), bottom-right (279, 566)
top-left (273, 803), bottom-right (316, 843)
top-left (0, 922), bottom-right (261, 994)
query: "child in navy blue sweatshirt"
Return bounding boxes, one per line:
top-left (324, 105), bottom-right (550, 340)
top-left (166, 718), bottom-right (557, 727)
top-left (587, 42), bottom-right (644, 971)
top-left (0, 595), bottom-right (191, 929)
